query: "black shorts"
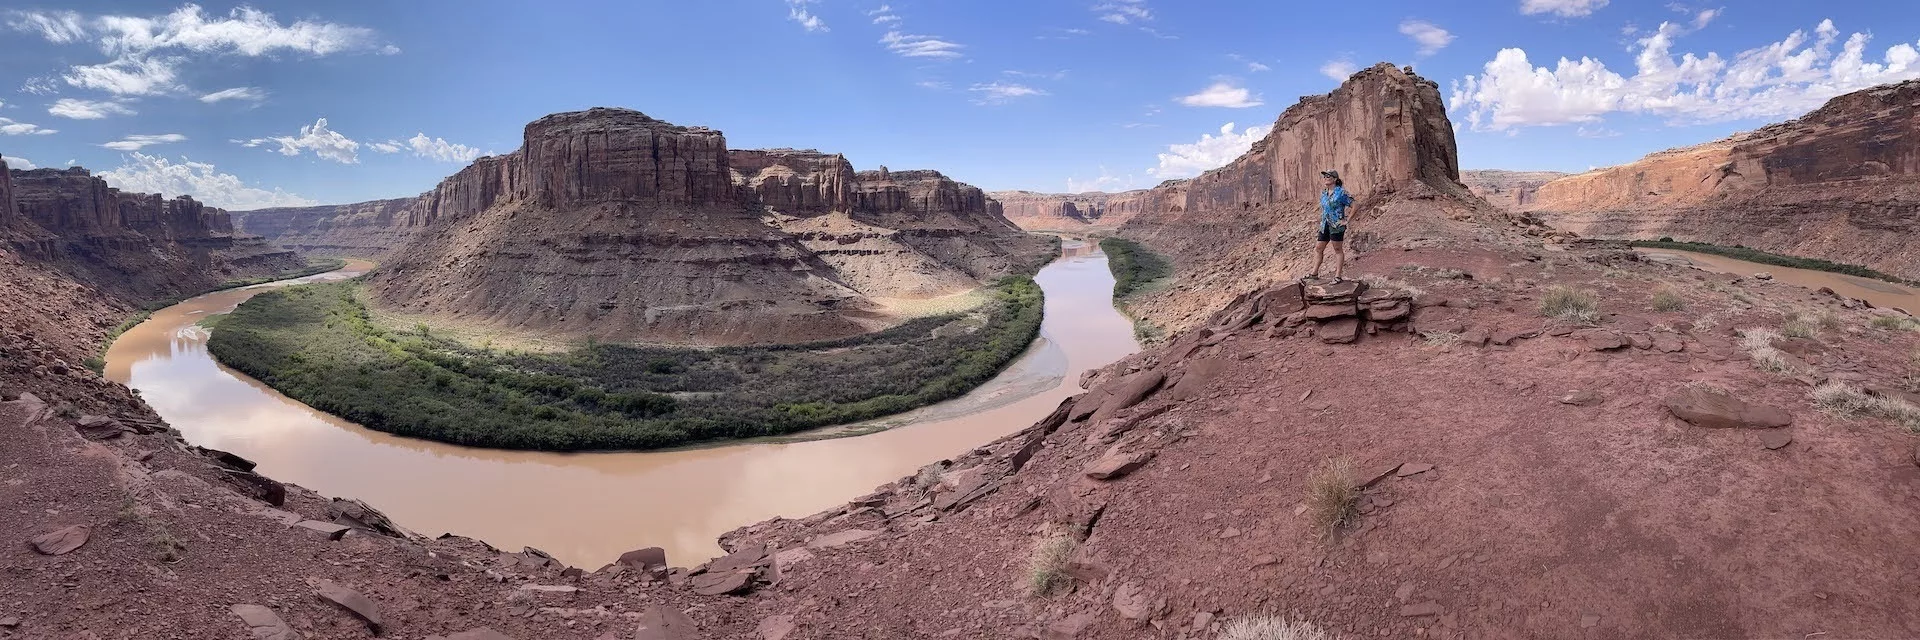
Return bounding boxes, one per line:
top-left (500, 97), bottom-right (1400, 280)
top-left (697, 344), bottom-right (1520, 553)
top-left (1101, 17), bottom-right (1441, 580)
top-left (1317, 224), bottom-right (1346, 243)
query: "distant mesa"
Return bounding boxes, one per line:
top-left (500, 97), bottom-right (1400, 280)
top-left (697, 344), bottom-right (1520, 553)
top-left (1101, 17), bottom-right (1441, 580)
top-left (236, 107), bottom-right (1052, 345)
top-left (1518, 78), bottom-right (1920, 281)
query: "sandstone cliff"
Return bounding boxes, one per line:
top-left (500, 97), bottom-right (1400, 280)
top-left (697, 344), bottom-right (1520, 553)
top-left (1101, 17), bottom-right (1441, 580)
top-left (1109, 63), bottom-right (1504, 330)
top-left (1526, 79), bottom-right (1920, 279)
top-left (1460, 169), bottom-right (1567, 211)
top-left (988, 189), bottom-right (1151, 230)
top-left (364, 109), bottom-right (1049, 345)
top-left (232, 198), bottom-right (417, 257)
top-left (1, 162), bottom-right (303, 304)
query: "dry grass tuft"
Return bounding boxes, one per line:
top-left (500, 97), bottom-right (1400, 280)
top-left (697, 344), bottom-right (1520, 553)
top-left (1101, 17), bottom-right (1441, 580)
top-left (1780, 313), bottom-right (1817, 339)
top-left (1306, 457), bottom-right (1359, 539)
top-left (1906, 348), bottom-right (1920, 393)
top-left (1359, 274), bottom-right (1426, 299)
top-left (1539, 285), bottom-right (1600, 325)
top-left (1811, 382), bottom-right (1920, 432)
top-left (1738, 328), bottom-right (1794, 375)
top-left (1869, 315), bottom-right (1920, 331)
top-left (1026, 534), bottom-right (1078, 597)
top-left (1816, 311), bottom-right (1843, 332)
top-left (1651, 287), bottom-right (1686, 312)
top-left (1419, 332), bottom-right (1461, 348)
top-left (1221, 615), bottom-right (1337, 640)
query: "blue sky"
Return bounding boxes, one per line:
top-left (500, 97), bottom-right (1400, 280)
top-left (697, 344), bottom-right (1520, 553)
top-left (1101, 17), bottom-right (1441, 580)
top-left (1, 0), bottom-right (1916, 208)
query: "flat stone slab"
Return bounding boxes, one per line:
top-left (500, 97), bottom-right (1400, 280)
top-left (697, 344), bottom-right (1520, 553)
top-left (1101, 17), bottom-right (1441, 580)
top-left (808, 528), bottom-right (880, 549)
top-left (30, 525), bottom-right (89, 556)
top-left (1665, 387), bottom-right (1792, 429)
top-left (230, 604), bottom-right (298, 640)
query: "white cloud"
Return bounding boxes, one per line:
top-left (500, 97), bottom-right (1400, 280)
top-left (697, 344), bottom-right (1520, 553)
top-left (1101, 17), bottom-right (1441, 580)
top-left (1692, 8), bottom-right (1721, 30)
top-left (1004, 69), bottom-right (1068, 80)
top-left (787, 0), bottom-right (827, 32)
top-left (1177, 82), bottom-right (1264, 108)
top-left (1451, 19), bottom-right (1920, 132)
top-left (1094, 0), bottom-right (1152, 25)
top-left (1520, 0), bottom-right (1609, 18)
top-left (10, 6), bottom-right (387, 97)
top-left (1247, 61), bottom-right (1272, 72)
top-left (868, 5), bottom-right (899, 25)
top-left (368, 140), bottom-right (403, 153)
top-left (0, 117), bottom-right (58, 136)
top-left (20, 76), bottom-right (61, 95)
top-left (98, 153), bottom-right (315, 210)
top-left (63, 56), bottom-right (179, 96)
top-left (1400, 20), bottom-right (1455, 56)
top-left (101, 133), bottom-right (186, 151)
top-left (199, 87), bottom-right (266, 103)
top-left (48, 98), bottom-right (136, 119)
top-left (405, 133), bottom-right (483, 163)
top-left (1065, 167), bottom-right (1134, 193)
top-left (5, 9), bottom-right (86, 43)
top-left (1321, 59), bottom-right (1359, 81)
top-left (2, 155), bottom-right (38, 170)
top-left (881, 31), bottom-right (963, 58)
top-left (969, 82), bottom-right (1048, 105)
top-left (1150, 122), bottom-right (1272, 179)
top-left (241, 118), bottom-right (360, 163)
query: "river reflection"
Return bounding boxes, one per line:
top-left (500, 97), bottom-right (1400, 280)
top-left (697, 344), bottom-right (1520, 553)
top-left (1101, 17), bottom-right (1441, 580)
top-left (105, 243), bottom-right (1138, 567)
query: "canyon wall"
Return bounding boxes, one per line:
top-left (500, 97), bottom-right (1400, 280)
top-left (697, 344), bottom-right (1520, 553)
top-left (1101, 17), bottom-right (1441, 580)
top-left (1460, 170), bottom-right (1567, 211)
top-left (1109, 63), bottom-right (1482, 329)
top-left (988, 190), bottom-right (1151, 231)
top-left (1527, 79), bottom-right (1920, 279)
top-left (362, 109), bottom-right (1050, 345)
top-left (1, 163), bottom-right (304, 304)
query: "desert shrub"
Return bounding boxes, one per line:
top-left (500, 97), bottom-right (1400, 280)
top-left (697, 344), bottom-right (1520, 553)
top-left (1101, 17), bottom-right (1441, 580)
top-left (1026, 535), bottom-right (1077, 597)
top-left (1221, 615), bottom-right (1337, 640)
top-left (1100, 237), bottom-right (1173, 300)
top-left (1651, 287), bottom-right (1686, 312)
top-left (1539, 285), bottom-right (1599, 325)
top-left (208, 278), bottom-right (1045, 451)
top-left (1420, 332), bottom-right (1461, 348)
top-left (1780, 313), bottom-right (1817, 339)
top-left (1306, 457), bottom-right (1358, 539)
top-left (1816, 311), bottom-right (1843, 332)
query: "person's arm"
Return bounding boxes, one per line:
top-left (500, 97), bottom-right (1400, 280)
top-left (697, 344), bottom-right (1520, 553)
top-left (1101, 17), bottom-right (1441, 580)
top-left (1339, 191), bottom-right (1355, 230)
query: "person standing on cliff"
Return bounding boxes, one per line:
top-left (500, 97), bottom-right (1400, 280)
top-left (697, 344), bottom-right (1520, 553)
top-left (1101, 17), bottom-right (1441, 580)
top-left (1310, 169), bottom-right (1353, 280)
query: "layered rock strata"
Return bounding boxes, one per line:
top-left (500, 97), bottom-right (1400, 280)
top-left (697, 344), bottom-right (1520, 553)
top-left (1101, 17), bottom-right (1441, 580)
top-left (361, 109), bottom-right (1048, 345)
top-left (988, 190), bottom-right (1151, 230)
top-left (1, 161), bottom-right (303, 303)
top-left (1460, 170), bottom-right (1567, 211)
top-left (1525, 79), bottom-right (1920, 279)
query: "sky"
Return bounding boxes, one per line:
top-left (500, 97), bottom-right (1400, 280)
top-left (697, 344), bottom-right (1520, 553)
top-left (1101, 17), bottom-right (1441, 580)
top-left (0, 0), bottom-right (1916, 209)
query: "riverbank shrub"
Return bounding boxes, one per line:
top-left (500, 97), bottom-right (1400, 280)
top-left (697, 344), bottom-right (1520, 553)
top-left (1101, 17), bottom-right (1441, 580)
top-left (207, 277), bottom-right (1044, 451)
top-left (1630, 240), bottom-right (1917, 286)
top-left (1100, 237), bottom-right (1172, 300)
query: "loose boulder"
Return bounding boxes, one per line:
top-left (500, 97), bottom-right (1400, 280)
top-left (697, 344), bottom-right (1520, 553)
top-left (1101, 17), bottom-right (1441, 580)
top-left (29, 525), bottom-right (89, 555)
top-left (313, 580), bottom-right (381, 633)
top-left (634, 605), bottom-right (700, 640)
top-left (1664, 387), bottom-right (1793, 429)
top-left (1084, 451), bottom-right (1154, 480)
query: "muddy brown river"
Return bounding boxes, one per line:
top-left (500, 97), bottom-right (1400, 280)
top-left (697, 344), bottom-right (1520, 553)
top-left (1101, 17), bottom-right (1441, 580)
top-left (105, 243), bottom-right (1138, 567)
top-left (1636, 248), bottom-right (1920, 311)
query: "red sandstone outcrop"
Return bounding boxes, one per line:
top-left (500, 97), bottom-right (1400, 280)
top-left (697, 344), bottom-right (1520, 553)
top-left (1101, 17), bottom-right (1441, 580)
top-left (232, 198), bottom-right (417, 256)
top-left (363, 108), bottom-right (1049, 345)
top-left (1107, 63), bottom-right (1500, 330)
top-left (1525, 79), bottom-right (1920, 279)
top-left (1460, 169), bottom-right (1567, 211)
top-left (988, 189), bottom-right (1150, 230)
top-left (1, 162), bottom-right (303, 303)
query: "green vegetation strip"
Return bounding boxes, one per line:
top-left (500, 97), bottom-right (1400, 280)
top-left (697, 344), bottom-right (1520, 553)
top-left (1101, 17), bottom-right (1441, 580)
top-left (1632, 240), bottom-right (1917, 286)
top-left (1099, 237), bottom-right (1172, 300)
top-left (207, 278), bottom-right (1044, 451)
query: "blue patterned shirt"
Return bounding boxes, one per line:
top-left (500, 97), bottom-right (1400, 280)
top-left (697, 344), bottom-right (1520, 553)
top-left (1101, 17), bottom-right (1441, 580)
top-left (1320, 186), bottom-right (1353, 228)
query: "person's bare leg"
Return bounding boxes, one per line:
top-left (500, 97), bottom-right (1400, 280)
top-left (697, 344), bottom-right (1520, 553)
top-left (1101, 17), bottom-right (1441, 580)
top-left (1311, 241), bottom-right (1328, 278)
top-left (1332, 241), bottom-right (1347, 279)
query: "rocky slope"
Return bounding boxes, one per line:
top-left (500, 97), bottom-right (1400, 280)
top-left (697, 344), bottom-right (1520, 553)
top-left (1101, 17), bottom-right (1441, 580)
top-left (1, 158), bottom-right (304, 304)
top-left (1525, 79), bottom-right (1920, 280)
top-left (361, 109), bottom-right (1049, 345)
top-left (1460, 169), bottom-right (1567, 211)
top-left (7, 63), bottom-right (1920, 639)
top-left (989, 190), bottom-right (1151, 231)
